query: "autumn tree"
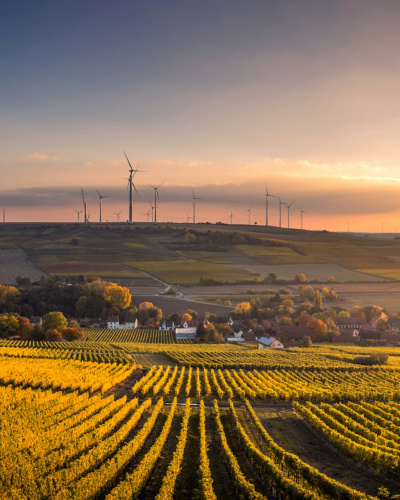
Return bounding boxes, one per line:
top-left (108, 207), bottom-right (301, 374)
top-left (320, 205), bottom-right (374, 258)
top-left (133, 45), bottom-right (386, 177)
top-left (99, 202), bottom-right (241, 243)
top-left (278, 316), bottom-right (292, 326)
top-left (0, 314), bottom-right (19, 338)
top-left (103, 284), bottom-right (131, 309)
top-left (15, 316), bottom-right (33, 339)
top-left (63, 327), bottom-right (85, 341)
top-left (234, 302), bottom-right (251, 314)
top-left (0, 285), bottom-right (19, 313)
top-left (298, 285), bottom-right (314, 301)
top-left (294, 273), bottom-right (307, 283)
top-left (313, 290), bottom-right (322, 310)
top-left (45, 329), bottom-right (63, 341)
top-left (308, 318), bottom-right (327, 341)
top-left (43, 312), bottom-right (68, 333)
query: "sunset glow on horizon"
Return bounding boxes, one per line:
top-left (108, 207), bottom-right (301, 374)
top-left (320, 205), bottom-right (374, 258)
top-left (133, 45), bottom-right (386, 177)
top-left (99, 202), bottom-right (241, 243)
top-left (2, 0), bottom-right (400, 233)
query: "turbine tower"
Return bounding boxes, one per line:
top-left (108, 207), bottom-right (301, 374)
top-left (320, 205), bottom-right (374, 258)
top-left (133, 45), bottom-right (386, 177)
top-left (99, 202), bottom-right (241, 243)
top-left (144, 210), bottom-right (151, 223)
top-left (186, 213), bottom-right (192, 223)
top-left (114, 211), bottom-right (121, 222)
top-left (285, 202), bottom-right (293, 228)
top-left (75, 210), bottom-right (82, 223)
top-left (123, 151), bottom-right (141, 223)
top-left (229, 210), bottom-right (235, 225)
top-left (192, 190), bottom-right (202, 224)
top-left (300, 207), bottom-right (307, 230)
top-left (150, 183), bottom-right (162, 223)
top-left (278, 195), bottom-right (286, 229)
top-left (96, 190), bottom-right (109, 223)
top-left (81, 188), bottom-right (87, 223)
top-left (150, 203), bottom-right (154, 223)
top-left (265, 183), bottom-right (276, 227)
top-left (247, 206), bottom-right (253, 225)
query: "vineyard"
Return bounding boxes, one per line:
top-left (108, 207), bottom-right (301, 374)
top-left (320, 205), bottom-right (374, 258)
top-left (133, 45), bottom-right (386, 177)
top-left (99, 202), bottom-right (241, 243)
top-left (1, 343), bottom-right (400, 498)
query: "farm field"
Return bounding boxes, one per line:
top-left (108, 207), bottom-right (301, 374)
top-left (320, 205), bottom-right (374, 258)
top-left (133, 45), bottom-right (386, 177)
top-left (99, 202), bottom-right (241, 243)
top-left (1, 344), bottom-right (400, 499)
top-left (0, 224), bottom-right (399, 290)
top-left (339, 292), bottom-right (400, 311)
top-left (128, 259), bottom-right (259, 284)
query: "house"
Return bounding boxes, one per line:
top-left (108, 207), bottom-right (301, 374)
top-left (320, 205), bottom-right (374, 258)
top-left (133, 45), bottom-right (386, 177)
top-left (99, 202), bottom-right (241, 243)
top-left (107, 316), bottom-right (120, 329)
top-left (333, 329), bottom-right (361, 343)
top-left (278, 325), bottom-right (313, 340)
top-left (107, 316), bottom-right (138, 329)
top-left (243, 329), bottom-right (257, 342)
top-left (159, 320), bottom-right (175, 331)
top-left (257, 336), bottom-right (284, 349)
top-left (181, 320), bottom-right (198, 329)
top-left (387, 317), bottom-right (400, 329)
top-left (175, 326), bottom-right (197, 339)
top-left (30, 316), bottom-right (42, 326)
top-left (333, 316), bottom-right (366, 329)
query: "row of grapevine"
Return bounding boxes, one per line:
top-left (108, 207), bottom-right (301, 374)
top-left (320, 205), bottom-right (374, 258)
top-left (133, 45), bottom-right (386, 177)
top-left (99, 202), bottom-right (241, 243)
top-left (294, 401), bottom-right (400, 474)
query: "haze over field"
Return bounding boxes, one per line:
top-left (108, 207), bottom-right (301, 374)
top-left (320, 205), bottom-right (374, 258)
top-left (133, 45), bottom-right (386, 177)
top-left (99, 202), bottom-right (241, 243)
top-left (2, 0), bottom-right (400, 231)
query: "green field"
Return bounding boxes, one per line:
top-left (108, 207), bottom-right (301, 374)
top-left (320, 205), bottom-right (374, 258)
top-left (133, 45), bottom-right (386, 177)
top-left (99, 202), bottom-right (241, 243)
top-left (235, 244), bottom-right (321, 264)
top-left (128, 260), bottom-right (259, 284)
top-left (357, 268), bottom-right (400, 280)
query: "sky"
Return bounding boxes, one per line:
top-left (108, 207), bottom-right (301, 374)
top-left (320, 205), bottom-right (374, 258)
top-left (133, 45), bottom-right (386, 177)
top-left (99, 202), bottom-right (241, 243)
top-left (1, 0), bottom-right (400, 232)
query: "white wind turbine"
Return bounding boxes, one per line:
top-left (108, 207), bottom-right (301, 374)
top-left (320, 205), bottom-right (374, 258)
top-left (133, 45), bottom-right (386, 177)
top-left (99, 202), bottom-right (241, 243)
top-left (114, 211), bottom-right (121, 222)
top-left (149, 183), bottom-right (162, 223)
top-left (265, 183), bottom-right (276, 227)
top-left (285, 202), bottom-right (293, 228)
top-left (96, 190), bottom-right (109, 223)
top-left (192, 190), bottom-right (202, 224)
top-left (75, 210), bottom-right (82, 223)
top-left (247, 205), bottom-right (254, 225)
top-left (229, 210), bottom-right (236, 225)
top-left (278, 195), bottom-right (286, 228)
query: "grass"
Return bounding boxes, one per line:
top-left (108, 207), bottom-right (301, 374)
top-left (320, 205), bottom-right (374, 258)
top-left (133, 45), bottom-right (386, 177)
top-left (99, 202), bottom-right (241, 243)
top-left (357, 269), bottom-right (400, 280)
top-left (235, 245), bottom-right (320, 264)
top-left (231, 262), bottom-right (380, 282)
top-left (126, 260), bottom-right (259, 284)
top-left (39, 262), bottom-right (145, 277)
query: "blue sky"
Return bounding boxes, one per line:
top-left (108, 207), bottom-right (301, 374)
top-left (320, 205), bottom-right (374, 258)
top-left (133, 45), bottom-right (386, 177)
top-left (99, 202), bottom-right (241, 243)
top-left (1, 1), bottom-right (400, 230)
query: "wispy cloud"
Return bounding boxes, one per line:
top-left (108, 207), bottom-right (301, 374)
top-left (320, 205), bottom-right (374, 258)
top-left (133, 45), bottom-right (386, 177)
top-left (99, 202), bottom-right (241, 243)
top-left (17, 152), bottom-right (68, 162)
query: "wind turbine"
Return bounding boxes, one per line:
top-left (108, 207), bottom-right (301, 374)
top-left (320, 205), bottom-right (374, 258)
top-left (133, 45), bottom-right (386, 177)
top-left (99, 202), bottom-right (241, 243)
top-left (192, 190), bottom-right (202, 224)
top-left (144, 209), bottom-right (151, 223)
top-left (186, 213), bottom-right (192, 223)
top-left (300, 207), bottom-right (307, 230)
top-left (150, 183), bottom-right (162, 223)
top-left (247, 206), bottom-right (253, 225)
top-left (96, 190), bottom-right (109, 223)
top-left (265, 183), bottom-right (276, 227)
top-left (150, 203), bottom-right (154, 223)
top-left (285, 202), bottom-right (293, 228)
top-left (81, 188), bottom-right (87, 223)
top-left (229, 210), bottom-right (236, 225)
top-left (75, 210), bottom-right (82, 223)
top-left (278, 195), bottom-right (287, 229)
top-left (114, 211), bottom-right (121, 222)
top-left (123, 151), bottom-right (142, 223)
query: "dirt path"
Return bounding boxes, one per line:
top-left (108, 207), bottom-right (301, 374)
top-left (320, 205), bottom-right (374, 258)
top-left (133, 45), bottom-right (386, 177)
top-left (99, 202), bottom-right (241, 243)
top-left (254, 406), bottom-right (400, 497)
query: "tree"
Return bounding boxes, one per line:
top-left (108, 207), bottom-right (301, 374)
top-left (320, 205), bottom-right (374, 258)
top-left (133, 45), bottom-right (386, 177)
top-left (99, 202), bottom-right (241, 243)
top-left (0, 314), bottom-right (19, 338)
top-left (278, 316), bottom-right (292, 326)
top-left (224, 300), bottom-right (232, 307)
top-left (214, 323), bottom-right (232, 338)
top-left (313, 290), bottom-right (322, 310)
top-left (103, 284), bottom-right (131, 309)
top-left (15, 316), bottom-right (33, 339)
top-left (0, 285), bottom-right (19, 313)
top-left (266, 273), bottom-right (277, 284)
top-left (63, 327), bottom-right (84, 341)
top-left (281, 298), bottom-right (294, 308)
top-left (45, 329), bottom-right (63, 341)
top-left (302, 336), bottom-right (312, 348)
top-left (181, 313), bottom-right (193, 323)
top-left (326, 318), bottom-right (340, 342)
top-left (298, 286), bottom-right (314, 301)
top-left (308, 318), bottom-right (327, 341)
top-left (43, 312), bottom-right (68, 332)
top-left (234, 302), bottom-right (251, 314)
top-left (376, 318), bottom-right (388, 331)
top-left (185, 232), bottom-right (196, 245)
top-left (294, 273), bottom-right (307, 283)
top-left (338, 310), bottom-right (350, 318)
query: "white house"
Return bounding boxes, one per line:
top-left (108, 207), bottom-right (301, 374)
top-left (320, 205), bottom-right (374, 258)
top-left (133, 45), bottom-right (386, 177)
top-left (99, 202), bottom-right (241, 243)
top-left (107, 316), bottom-right (138, 329)
top-left (159, 321), bottom-right (175, 331)
top-left (175, 327), bottom-right (197, 340)
top-left (257, 336), bottom-right (284, 349)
